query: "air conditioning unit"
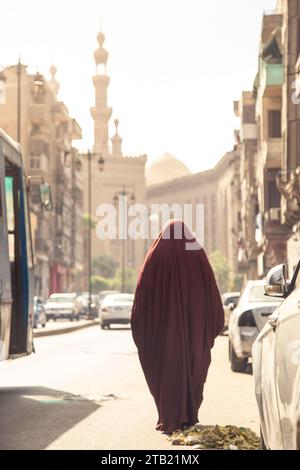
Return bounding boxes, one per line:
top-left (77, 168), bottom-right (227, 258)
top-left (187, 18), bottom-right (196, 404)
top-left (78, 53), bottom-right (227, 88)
top-left (269, 207), bottom-right (281, 221)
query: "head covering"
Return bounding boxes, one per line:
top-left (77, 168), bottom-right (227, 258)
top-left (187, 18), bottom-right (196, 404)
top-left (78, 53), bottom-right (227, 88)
top-left (131, 219), bottom-right (224, 433)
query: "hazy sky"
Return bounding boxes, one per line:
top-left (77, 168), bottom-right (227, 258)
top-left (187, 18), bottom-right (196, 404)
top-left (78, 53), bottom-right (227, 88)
top-left (1, 0), bottom-right (277, 173)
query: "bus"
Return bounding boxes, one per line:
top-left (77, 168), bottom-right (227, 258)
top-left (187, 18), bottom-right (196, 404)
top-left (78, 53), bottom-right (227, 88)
top-left (0, 129), bottom-right (52, 361)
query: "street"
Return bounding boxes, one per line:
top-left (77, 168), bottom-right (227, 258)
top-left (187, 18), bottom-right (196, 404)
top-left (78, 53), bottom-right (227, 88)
top-left (0, 326), bottom-right (259, 450)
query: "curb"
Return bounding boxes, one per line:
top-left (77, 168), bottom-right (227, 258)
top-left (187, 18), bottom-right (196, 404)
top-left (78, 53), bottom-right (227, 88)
top-left (33, 319), bottom-right (100, 338)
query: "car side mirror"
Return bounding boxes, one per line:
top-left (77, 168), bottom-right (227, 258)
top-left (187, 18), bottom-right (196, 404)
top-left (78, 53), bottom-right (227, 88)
top-left (228, 302), bottom-right (235, 311)
top-left (264, 263), bottom-right (288, 298)
top-left (40, 183), bottom-right (53, 212)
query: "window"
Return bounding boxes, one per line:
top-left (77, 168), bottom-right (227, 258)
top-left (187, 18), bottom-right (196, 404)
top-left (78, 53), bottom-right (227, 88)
top-left (268, 180), bottom-right (281, 208)
top-left (5, 176), bottom-right (14, 232)
top-left (4, 176), bottom-right (15, 261)
top-left (243, 105), bottom-right (255, 124)
top-left (268, 110), bottom-right (281, 138)
top-left (30, 157), bottom-right (41, 169)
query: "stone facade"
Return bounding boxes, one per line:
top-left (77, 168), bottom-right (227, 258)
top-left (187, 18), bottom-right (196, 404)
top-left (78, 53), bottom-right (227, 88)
top-left (0, 64), bottom-right (84, 297)
top-left (146, 149), bottom-right (240, 275)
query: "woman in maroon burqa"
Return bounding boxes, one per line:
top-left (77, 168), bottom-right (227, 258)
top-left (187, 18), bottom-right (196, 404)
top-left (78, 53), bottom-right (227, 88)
top-left (131, 219), bottom-right (224, 433)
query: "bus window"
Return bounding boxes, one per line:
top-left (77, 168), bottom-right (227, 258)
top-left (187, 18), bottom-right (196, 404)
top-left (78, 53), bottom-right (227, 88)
top-left (0, 130), bottom-right (35, 360)
top-left (0, 181), bottom-right (2, 220)
top-left (4, 175), bottom-right (15, 262)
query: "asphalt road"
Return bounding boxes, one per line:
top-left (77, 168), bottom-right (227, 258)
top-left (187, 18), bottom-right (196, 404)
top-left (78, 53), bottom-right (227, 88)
top-left (0, 326), bottom-right (259, 450)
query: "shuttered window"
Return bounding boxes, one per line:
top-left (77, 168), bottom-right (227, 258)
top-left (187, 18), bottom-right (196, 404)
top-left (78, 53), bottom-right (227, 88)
top-left (268, 110), bottom-right (281, 138)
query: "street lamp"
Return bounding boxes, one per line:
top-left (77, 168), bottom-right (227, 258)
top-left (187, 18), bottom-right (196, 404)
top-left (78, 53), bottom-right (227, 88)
top-left (77, 150), bottom-right (105, 318)
top-left (113, 186), bottom-right (135, 293)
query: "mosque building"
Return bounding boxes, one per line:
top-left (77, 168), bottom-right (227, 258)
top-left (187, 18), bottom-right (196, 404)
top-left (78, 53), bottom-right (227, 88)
top-left (82, 31), bottom-right (240, 286)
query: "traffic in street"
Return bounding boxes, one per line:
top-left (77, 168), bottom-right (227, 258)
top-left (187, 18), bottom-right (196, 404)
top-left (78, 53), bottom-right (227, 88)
top-left (0, 326), bottom-right (258, 450)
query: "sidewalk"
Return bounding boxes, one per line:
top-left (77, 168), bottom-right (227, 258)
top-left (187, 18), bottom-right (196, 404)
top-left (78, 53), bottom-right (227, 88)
top-left (33, 319), bottom-right (99, 338)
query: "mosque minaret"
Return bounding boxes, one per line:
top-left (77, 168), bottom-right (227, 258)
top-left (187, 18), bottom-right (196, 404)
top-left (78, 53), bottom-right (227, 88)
top-left (81, 31), bottom-right (147, 286)
top-left (90, 31), bottom-right (112, 157)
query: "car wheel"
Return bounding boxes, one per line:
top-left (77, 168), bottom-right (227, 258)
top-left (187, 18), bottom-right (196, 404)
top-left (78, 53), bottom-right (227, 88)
top-left (260, 428), bottom-right (267, 450)
top-left (229, 340), bottom-right (247, 373)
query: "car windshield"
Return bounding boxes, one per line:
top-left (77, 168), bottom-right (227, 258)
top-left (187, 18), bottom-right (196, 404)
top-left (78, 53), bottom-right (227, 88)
top-left (222, 295), bottom-right (239, 306)
top-left (99, 291), bottom-right (118, 301)
top-left (48, 296), bottom-right (75, 303)
top-left (106, 294), bottom-right (134, 303)
top-left (81, 294), bottom-right (98, 301)
top-left (248, 285), bottom-right (277, 302)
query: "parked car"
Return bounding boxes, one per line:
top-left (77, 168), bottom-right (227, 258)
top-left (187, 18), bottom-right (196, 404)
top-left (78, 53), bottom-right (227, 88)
top-left (99, 293), bottom-right (134, 329)
top-left (98, 290), bottom-right (120, 308)
top-left (253, 262), bottom-right (300, 450)
top-left (228, 280), bottom-right (282, 372)
top-left (44, 293), bottom-right (81, 321)
top-left (77, 292), bottom-right (100, 318)
top-left (221, 292), bottom-right (240, 332)
top-left (33, 296), bottom-right (47, 328)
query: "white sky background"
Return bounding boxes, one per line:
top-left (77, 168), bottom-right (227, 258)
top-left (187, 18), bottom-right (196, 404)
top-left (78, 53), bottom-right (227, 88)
top-left (1, 0), bottom-right (276, 173)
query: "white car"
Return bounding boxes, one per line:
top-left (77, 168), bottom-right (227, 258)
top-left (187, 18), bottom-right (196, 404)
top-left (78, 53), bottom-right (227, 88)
top-left (228, 280), bottom-right (282, 372)
top-left (98, 290), bottom-right (120, 308)
top-left (44, 293), bottom-right (81, 321)
top-left (99, 293), bottom-right (134, 329)
top-left (253, 262), bottom-right (300, 449)
top-left (221, 292), bottom-right (240, 332)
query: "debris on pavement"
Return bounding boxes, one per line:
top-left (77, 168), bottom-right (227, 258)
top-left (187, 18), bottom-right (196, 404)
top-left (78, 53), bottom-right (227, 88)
top-left (170, 424), bottom-right (260, 450)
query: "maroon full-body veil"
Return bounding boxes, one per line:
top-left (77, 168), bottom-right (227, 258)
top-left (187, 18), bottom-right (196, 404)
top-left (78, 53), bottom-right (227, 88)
top-left (131, 220), bottom-right (224, 433)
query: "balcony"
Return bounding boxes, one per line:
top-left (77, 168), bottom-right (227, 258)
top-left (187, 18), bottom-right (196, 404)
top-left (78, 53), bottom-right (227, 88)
top-left (241, 124), bottom-right (257, 141)
top-left (263, 208), bottom-right (288, 239)
top-left (30, 103), bottom-right (48, 125)
top-left (260, 62), bottom-right (283, 97)
top-left (261, 139), bottom-right (282, 168)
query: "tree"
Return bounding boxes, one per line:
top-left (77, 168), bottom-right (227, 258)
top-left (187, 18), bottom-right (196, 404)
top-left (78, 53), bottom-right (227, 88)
top-left (92, 254), bottom-right (118, 278)
top-left (91, 275), bottom-right (113, 294)
top-left (209, 250), bottom-right (230, 294)
top-left (82, 213), bottom-right (97, 230)
top-left (114, 266), bottom-right (137, 293)
top-left (230, 273), bottom-right (244, 292)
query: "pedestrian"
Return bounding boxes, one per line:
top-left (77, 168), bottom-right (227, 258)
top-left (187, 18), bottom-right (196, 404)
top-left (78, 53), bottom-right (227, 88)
top-left (131, 219), bottom-right (224, 434)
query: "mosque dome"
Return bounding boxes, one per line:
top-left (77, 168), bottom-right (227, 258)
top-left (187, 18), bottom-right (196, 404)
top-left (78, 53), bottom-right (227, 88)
top-left (146, 152), bottom-right (191, 186)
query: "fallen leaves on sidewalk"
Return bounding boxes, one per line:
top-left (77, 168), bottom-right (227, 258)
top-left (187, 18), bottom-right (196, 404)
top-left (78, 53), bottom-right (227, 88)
top-left (170, 424), bottom-right (260, 450)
